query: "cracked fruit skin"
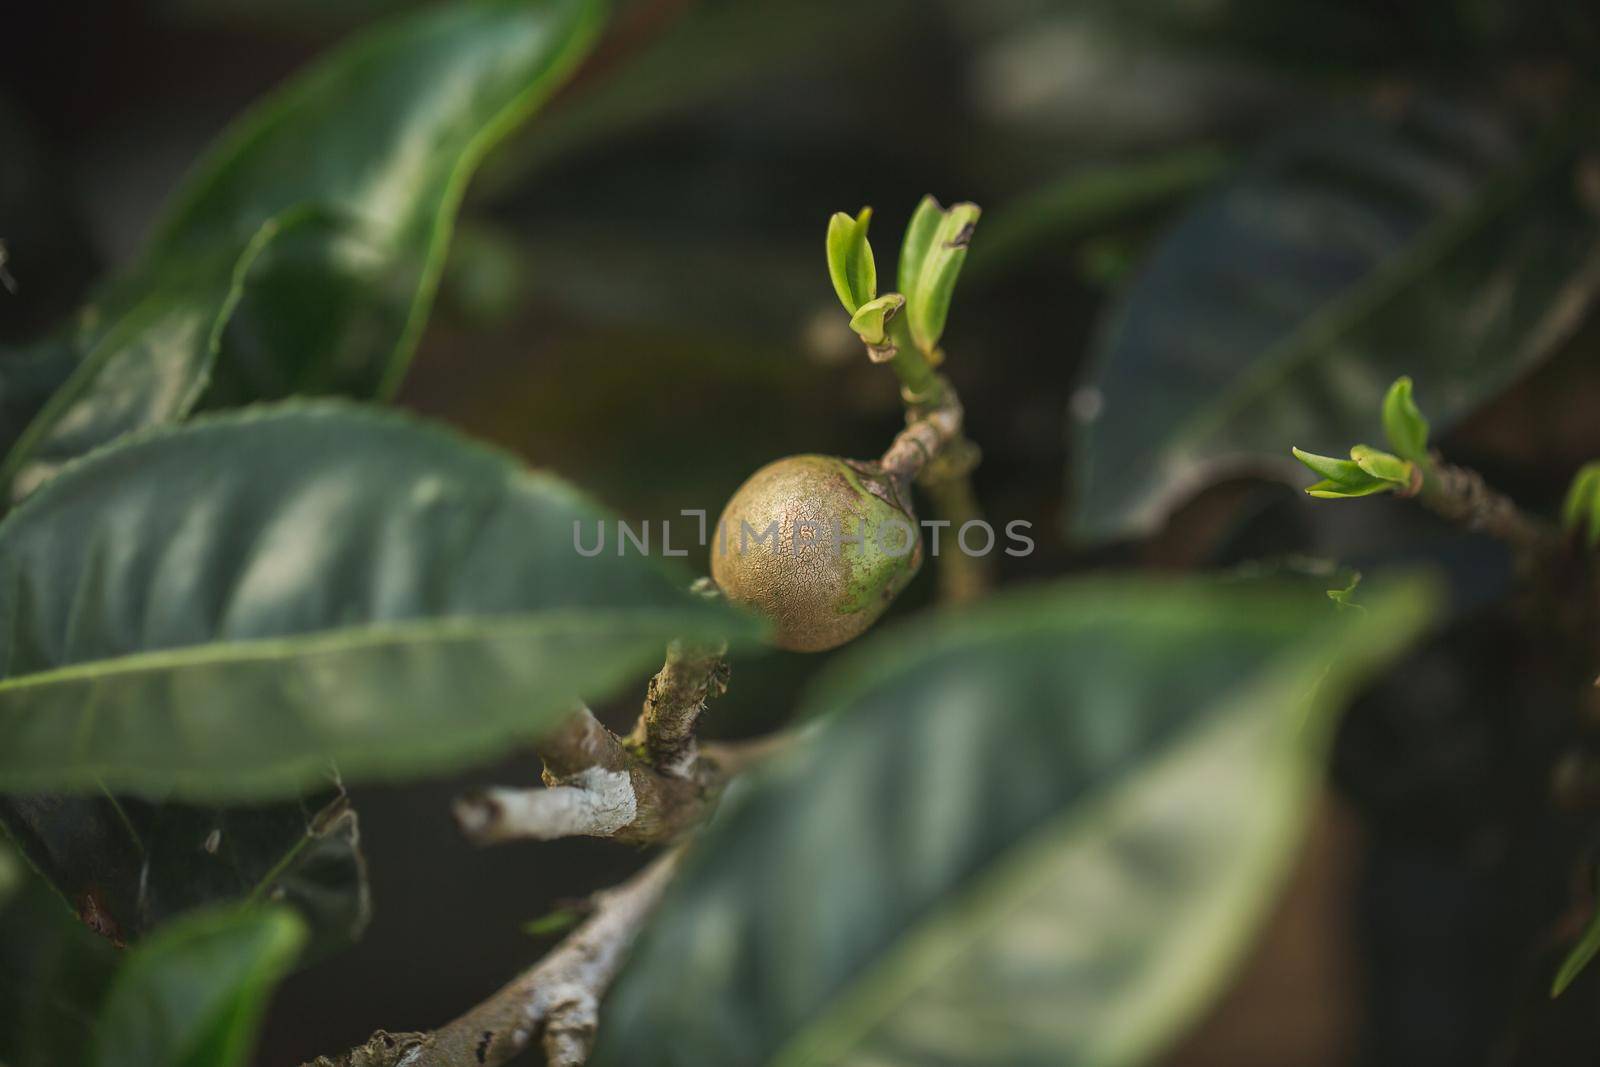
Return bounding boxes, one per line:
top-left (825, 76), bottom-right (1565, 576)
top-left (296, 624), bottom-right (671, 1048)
top-left (711, 454), bottom-right (922, 652)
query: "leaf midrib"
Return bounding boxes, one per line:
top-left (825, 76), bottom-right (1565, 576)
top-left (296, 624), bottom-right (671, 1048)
top-left (0, 605), bottom-right (716, 695)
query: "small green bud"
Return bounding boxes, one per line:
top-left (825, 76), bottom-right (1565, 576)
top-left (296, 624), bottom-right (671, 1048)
top-left (848, 293), bottom-right (905, 348)
top-left (1562, 462), bottom-right (1600, 549)
top-left (1382, 376), bottom-right (1430, 464)
top-left (1291, 445), bottom-right (1415, 499)
top-left (826, 208), bottom-right (876, 314)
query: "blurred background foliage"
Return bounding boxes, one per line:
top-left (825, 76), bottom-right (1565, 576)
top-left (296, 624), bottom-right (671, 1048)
top-left (3, 0), bottom-right (1600, 1064)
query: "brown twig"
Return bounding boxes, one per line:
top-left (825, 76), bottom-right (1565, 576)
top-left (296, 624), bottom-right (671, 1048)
top-left (875, 381), bottom-right (991, 603)
top-left (1419, 458), bottom-right (1565, 561)
top-left (453, 705), bottom-right (711, 846)
top-left (302, 852), bottom-right (678, 1067)
top-left (626, 637), bottom-right (728, 773)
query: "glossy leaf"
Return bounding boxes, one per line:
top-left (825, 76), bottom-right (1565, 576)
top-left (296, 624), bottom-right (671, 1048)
top-left (0, 338), bottom-right (79, 461)
top-left (0, 788), bottom-right (368, 959)
top-left (826, 208), bottom-right (877, 315)
top-left (0, 872), bottom-right (120, 1067)
top-left (0, 402), bottom-right (751, 799)
top-left (90, 905), bottom-right (306, 1067)
top-left (1073, 101), bottom-right (1600, 540)
top-left (0, 0), bottom-right (605, 503)
top-left (594, 575), bottom-right (1435, 1066)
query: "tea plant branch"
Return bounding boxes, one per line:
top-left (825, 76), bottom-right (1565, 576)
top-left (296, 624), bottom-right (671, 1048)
top-left (1293, 377), bottom-right (1566, 571)
top-left (882, 336), bottom-right (992, 604)
top-left (456, 577), bottom-right (746, 844)
top-left (301, 850), bottom-right (679, 1067)
top-left (626, 580), bottom-right (730, 774)
top-left (878, 385), bottom-right (963, 485)
top-left (829, 198), bottom-right (993, 604)
top-left (1416, 457), bottom-right (1563, 561)
top-left (453, 703), bottom-right (712, 846)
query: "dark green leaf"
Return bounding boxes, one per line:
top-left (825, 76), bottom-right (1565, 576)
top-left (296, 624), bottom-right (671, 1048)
top-left (1, 0), bottom-right (606, 503)
top-left (0, 872), bottom-right (119, 1067)
top-left (89, 905), bottom-right (306, 1067)
top-left (1073, 100), bottom-right (1600, 540)
top-left (0, 338), bottom-right (80, 461)
top-left (0, 402), bottom-right (752, 800)
top-left (0, 788), bottom-right (368, 960)
top-left (594, 575), bottom-right (1436, 1066)
top-left (1, 232), bottom-right (277, 502)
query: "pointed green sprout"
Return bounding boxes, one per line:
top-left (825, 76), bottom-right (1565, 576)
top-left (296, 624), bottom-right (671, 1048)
top-left (522, 906), bottom-right (583, 939)
top-left (826, 207), bottom-right (877, 314)
top-left (898, 195), bottom-right (980, 358)
top-left (1349, 444), bottom-right (1413, 484)
top-left (1553, 872), bottom-right (1600, 996)
top-left (1292, 376), bottom-right (1431, 501)
top-left (847, 293), bottom-right (905, 348)
top-left (1562, 462), bottom-right (1600, 549)
top-left (1291, 445), bottom-right (1415, 499)
top-left (1326, 571), bottom-right (1363, 611)
top-left (1382, 376), bottom-right (1431, 463)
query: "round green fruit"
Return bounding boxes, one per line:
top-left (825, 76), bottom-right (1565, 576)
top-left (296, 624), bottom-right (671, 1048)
top-left (711, 454), bottom-right (922, 652)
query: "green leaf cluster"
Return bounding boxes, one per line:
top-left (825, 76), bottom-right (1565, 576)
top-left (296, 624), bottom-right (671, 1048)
top-left (826, 196), bottom-right (980, 358)
top-left (1289, 376), bottom-right (1436, 500)
top-left (1290, 444), bottom-right (1414, 499)
top-left (0, 0), bottom-right (607, 504)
